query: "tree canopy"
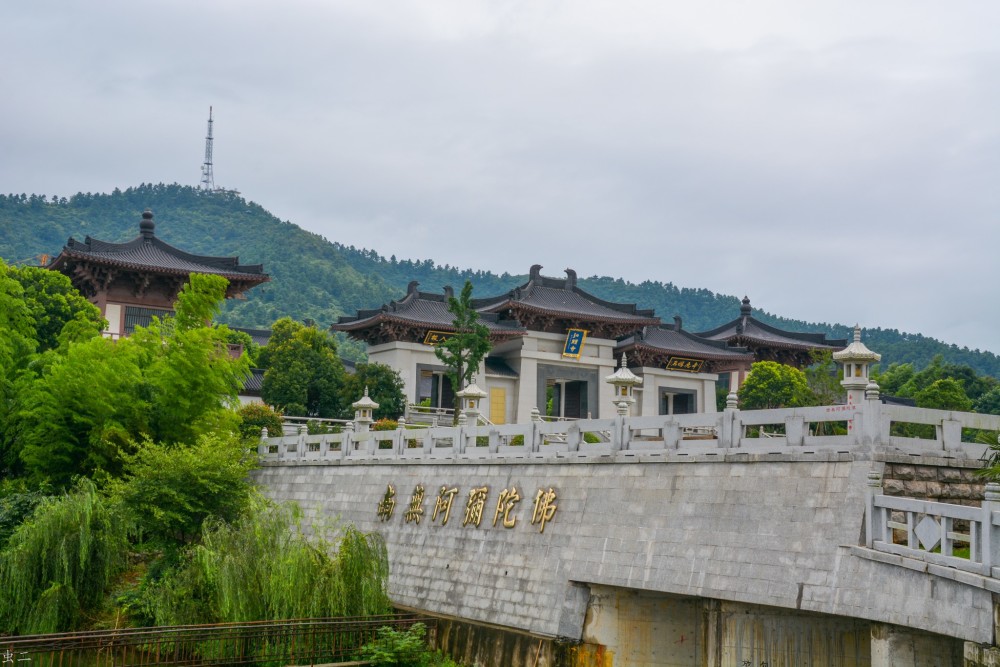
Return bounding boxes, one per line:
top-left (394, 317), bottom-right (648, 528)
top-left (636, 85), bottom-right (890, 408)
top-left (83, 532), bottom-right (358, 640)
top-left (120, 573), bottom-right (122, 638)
top-left (434, 281), bottom-right (491, 420)
top-left (3, 273), bottom-right (248, 486)
top-left (739, 361), bottom-right (814, 410)
top-left (259, 318), bottom-right (345, 418)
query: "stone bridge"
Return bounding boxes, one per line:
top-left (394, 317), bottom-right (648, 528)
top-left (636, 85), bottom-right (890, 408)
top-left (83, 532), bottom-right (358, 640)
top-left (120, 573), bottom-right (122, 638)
top-left (254, 395), bottom-right (1000, 666)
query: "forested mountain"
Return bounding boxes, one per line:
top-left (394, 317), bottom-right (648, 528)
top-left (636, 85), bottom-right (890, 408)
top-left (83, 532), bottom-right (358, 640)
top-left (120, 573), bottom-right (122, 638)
top-left (2, 183), bottom-right (998, 376)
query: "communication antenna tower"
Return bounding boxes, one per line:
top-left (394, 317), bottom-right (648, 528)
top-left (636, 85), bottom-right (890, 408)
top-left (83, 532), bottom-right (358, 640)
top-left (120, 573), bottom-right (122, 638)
top-left (200, 106), bottom-right (215, 190)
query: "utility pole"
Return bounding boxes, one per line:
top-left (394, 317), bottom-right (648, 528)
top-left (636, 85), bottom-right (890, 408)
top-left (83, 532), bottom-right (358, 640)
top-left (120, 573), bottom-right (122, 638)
top-left (200, 106), bottom-right (215, 190)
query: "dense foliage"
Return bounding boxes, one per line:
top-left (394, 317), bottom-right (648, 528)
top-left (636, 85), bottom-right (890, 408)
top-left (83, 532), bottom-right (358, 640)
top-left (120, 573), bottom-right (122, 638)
top-left (0, 480), bottom-right (128, 634)
top-left (259, 318), bottom-right (347, 418)
top-left (434, 281), bottom-right (491, 419)
top-left (107, 434), bottom-right (257, 548)
top-left (4, 273), bottom-right (247, 485)
top-left (145, 501), bottom-right (390, 625)
top-left (0, 267), bottom-right (392, 637)
top-left (2, 184), bottom-right (998, 375)
top-left (738, 362), bottom-right (815, 410)
top-left (360, 623), bottom-right (464, 667)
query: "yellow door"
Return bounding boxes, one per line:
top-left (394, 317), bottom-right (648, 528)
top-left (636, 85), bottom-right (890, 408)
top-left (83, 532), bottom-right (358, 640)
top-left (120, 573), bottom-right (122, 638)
top-left (490, 388), bottom-right (506, 425)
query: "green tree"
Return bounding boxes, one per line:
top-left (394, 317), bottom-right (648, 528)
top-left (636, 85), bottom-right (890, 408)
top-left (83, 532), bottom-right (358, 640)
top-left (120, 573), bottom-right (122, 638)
top-left (804, 350), bottom-right (844, 406)
top-left (0, 262), bottom-right (38, 474)
top-left (739, 361), bottom-right (814, 410)
top-left (259, 318), bottom-right (345, 417)
top-left (9, 265), bottom-right (104, 353)
top-left (339, 362), bottom-right (406, 421)
top-left (434, 282), bottom-right (491, 421)
top-left (914, 378), bottom-right (973, 412)
top-left (137, 274), bottom-right (248, 444)
top-left (0, 479), bottom-right (128, 634)
top-left (108, 433), bottom-right (256, 548)
top-left (975, 387), bottom-right (1000, 416)
top-left (237, 402), bottom-right (284, 440)
top-left (12, 274), bottom-right (248, 486)
top-left (146, 500), bottom-right (390, 625)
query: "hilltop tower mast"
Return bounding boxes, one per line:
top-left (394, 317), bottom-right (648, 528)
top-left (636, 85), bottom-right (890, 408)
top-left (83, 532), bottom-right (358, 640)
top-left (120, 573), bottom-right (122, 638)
top-left (200, 106), bottom-right (215, 190)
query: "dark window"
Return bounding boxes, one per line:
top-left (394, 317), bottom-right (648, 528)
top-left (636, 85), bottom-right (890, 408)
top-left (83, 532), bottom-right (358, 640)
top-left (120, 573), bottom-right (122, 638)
top-left (124, 306), bottom-right (173, 335)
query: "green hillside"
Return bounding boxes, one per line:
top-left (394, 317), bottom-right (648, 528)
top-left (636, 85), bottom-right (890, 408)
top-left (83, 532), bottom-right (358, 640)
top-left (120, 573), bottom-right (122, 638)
top-left (2, 183), bottom-right (998, 376)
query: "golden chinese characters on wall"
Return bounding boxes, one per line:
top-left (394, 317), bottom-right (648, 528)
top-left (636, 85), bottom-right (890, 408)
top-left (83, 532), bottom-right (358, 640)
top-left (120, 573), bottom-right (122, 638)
top-left (376, 482), bottom-right (558, 533)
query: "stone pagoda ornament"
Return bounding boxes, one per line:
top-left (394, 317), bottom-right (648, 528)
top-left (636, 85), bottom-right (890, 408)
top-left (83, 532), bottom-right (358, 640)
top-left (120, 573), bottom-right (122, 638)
top-left (833, 326), bottom-right (881, 405)
top-left (456, 376), bottom-right (488, 425)
top-left (352, 387), bottom-right (380, 433)
top-left (605, 353), bottom-right (643, 416)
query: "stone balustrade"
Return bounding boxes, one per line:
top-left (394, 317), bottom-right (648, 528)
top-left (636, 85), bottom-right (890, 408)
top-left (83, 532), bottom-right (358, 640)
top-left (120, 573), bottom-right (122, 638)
top-left (259, 398), bottom-right (1000, 464)
top-left (864, 473), bottom-right (1000, 588)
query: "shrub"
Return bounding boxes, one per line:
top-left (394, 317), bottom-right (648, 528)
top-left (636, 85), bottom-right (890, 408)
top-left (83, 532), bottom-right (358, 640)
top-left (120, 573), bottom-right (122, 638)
top-left (360, 623), bottom-right (463, 667)
top-left (373, 418), bottom-right (399, 431)
top-left (237, 402), bottom-right (284, 440)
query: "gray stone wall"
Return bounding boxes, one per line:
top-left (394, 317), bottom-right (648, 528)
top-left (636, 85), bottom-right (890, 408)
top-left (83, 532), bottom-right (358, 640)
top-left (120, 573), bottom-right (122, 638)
top-left (880, 453), bottom-right (985, 507)
top-left (253, 451), bottom-right (995, 646)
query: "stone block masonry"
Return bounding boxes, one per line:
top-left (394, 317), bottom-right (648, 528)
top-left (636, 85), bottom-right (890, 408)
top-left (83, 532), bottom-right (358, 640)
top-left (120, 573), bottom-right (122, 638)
top-left (253, 450), bottom-right (995, 646)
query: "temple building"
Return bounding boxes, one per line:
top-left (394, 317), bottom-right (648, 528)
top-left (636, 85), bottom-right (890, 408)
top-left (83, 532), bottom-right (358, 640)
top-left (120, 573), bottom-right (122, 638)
top-left (696, 296), bottom-right (847, 388)
top-left (334, 265), bottom-right (765, 422)
top-left (47, 209), bottom-right (269, 339)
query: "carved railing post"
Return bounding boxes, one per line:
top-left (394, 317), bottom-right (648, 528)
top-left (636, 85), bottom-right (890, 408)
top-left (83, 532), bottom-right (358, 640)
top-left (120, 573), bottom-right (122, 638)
top-left (865, 469), bottom-right (884, 548)
top-left (530, 408), bottom-right (541, 453)
top-left (342, 422), bottom-right (354, 459)
top-left (861, 381), bottom-right (883, 450)
top-left (720, 391), bottom-right (738, 449)
top-left (982, 482), bottom-right (1000, 577)
top-left (456, 412), bottom-right (467, 455)
top-left (259, 427), bottom-right (269, 458)
top-left (395, 417), bottom-right (407, 455)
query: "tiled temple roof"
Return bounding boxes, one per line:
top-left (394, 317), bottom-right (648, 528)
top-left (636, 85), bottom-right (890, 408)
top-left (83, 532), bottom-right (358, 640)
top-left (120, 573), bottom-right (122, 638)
top-left (332, 281), bottom-right (525, 337)
top-left (617, 320), bottom-right (754, 362)
top-left (477, 265), bottom-right (659, 326)
top-left (696, 297), bottom-right (846, 351)
top-left (48, 210), bottom-right (269, 285)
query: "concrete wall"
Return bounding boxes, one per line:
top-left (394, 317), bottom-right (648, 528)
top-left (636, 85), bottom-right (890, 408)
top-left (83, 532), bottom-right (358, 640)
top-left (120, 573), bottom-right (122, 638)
top-left (253, 450), bottom-right (995, 648)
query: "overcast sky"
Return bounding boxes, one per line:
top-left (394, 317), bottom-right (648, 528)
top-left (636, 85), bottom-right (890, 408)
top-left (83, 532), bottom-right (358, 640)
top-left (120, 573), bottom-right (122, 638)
top-left (2, 1), bottom-right (999, 352)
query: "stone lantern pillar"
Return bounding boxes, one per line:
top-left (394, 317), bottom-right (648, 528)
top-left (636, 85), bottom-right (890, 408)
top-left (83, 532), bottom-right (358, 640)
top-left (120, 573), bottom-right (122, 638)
top-left (605, 352), bottom-right (643, 416)
top-left (833, 325), bottom-right (881, 406)
top-left (456, 377), bottom-right (488, 425)
top-left (352, 386), bottom-right (380, 433)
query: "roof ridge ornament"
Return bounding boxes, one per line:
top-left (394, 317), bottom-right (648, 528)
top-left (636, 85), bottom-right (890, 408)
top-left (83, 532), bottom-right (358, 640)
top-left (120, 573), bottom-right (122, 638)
top-left (564, 268), bottom-right (577, 290)
top-left (529, 264), bottom-right (542, 281)
top-left (139, 209), bottom-right (155, 241)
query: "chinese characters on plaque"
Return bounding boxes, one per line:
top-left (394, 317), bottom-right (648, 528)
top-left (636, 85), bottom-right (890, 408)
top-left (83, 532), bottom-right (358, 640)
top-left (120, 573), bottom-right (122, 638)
top-left (665, 356), bottom-right (704, 373)
top-left (377, 483), bottom-right (557, 533)
top-left (562, 328), bottom-right (588, 358)
top-left (422, 330), bottom-right (455, 346)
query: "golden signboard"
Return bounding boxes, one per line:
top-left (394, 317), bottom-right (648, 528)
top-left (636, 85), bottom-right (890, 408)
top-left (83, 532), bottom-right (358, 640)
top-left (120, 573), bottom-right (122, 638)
top-left (423, 330), bottom-right (455, 346)
top-left (666, 357), bottom-right (705, 373)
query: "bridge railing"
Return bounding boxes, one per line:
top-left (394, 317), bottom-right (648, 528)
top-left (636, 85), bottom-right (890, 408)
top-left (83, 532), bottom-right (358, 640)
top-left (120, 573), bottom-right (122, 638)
top-left (259, 397), bottom-right (1000, 463)
top-left (0, 614), bottom-right (425, 667)
top-left (881, 404), bottom-right (998, 459)
top-left (866, 474), bottom-right (1000, 579)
